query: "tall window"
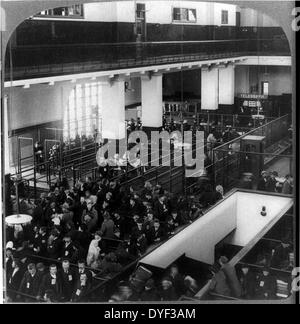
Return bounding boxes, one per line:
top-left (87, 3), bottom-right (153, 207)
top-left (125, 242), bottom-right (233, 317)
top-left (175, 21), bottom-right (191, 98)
top-left (36, 5), bottom-right (84, 18)
top-left (135, 3), bottom-right (146, 41)
top-left (136, 3), bottom-right (146, 19)
top-left (63, 83), bottom-right (102, 141)
top-left (172, 8), bottom-right (197, 23)
top-left (221, 10), bottom-right (229, 24)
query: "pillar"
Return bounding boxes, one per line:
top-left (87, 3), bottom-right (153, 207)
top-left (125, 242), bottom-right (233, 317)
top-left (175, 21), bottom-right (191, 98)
top-left (141, 74), bottom-right (163, 131)
top-left (219, 65), bottom-right (235, 105)
top-left (3, 95), bottom-right (10, 175)
top-left (99, 79), bottom-right (126, 140)
top-left (201, 68), bottom-right (219, 110)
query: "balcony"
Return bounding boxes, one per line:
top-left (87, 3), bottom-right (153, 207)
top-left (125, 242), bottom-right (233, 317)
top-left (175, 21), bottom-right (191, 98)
top-left (5, 38), bottom-right (290, 81)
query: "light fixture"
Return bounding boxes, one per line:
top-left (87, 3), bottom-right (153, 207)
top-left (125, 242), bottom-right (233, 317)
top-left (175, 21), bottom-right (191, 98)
top-left (125, 79), bottom-right (135, 92)
top-left (261, 206), bottom-right (267, 217)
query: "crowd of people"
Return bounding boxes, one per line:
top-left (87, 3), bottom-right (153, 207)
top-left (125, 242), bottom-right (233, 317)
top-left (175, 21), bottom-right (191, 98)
top-left (5, 164), bottom-right (226, 303)
top-left (108, 263), bottom-right (200, 302)
top-left (5, 115), bottom-right (293, 303)
top-left (208, 246), bottom-right (293, 300)
top-left (107, 242), bottom-right (293, 302)
top-left (238, 170), bottom-right (294, 195)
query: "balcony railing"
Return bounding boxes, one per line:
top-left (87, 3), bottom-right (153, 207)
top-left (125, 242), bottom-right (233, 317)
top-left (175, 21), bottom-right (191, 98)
top-left (5, 38), bottom-right (290, 81)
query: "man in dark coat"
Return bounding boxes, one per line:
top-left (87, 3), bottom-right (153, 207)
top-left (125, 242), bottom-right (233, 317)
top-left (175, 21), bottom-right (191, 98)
top-left (159, 277), bottom-right (178, 301)
top-left (140, 279), bottom-right (160, 301)
top-left (19, 263), bottom-right (43, 301)
top-left (153, 196), bottom-right (169, 222)
top-left (74, 260), bottom-right (93, 284)
top-left (6, 259), bottom-right (24, 302)
top-left (257, 171), bottom-right (269, 191)
top-left (282, 174), bottom-right (293, 195)
top-left (71, 273), bottom-right (91, 302)
top-left (113, 213), bottom-right (127, 239)
top-left (38, 264), bottom-right (63, 302)
top-left (33, 226), bottom-right (48, 257)
top-left (239, 265), bottom-right (256, 299)
top-left (60, 235), bottom-right (78, 263)
top-left (147, 220), bottom-right (167, 244)
top-left (127, 198), bottom-right (145, 218)
top-left (168, 264), bottom-right (185, 297)
top-left (266, 172), bottom-right (278, 192)
top-left (271, 238), bottom-right (292, 269)
top-left (60, 259), bottom-right (76, 302)
top-left (47, 229), bottom-right (63, 260)
top-left (255, 267), bottom-right (277, 299)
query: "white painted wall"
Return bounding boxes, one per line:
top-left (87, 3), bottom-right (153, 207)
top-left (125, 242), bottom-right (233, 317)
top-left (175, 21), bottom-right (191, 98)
top-left (6, 76), bottom-right (142, 132)
top-left (235, 65), bottom-right (249, 95)
top-left (142, 1), bottom-right (214, 25)
top-left (228, 192), bottom-right (292, 246)
top-left (213, 2), bottom-right (236, 26)
top-left (84, 2), bottom-right (117, 22)
top-left (240, 8), bottom-right (279, 27)
top-left (140, 193), bottom-right (237, 267)
top-left (5, 82), bottom-right (71, 131)
top-left (80, 1), bottom-right (237, 25)
top-left (235, 65), bottom-right (292, 96)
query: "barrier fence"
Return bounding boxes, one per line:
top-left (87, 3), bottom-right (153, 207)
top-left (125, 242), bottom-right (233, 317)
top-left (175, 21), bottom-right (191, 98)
top-left (6, 38), bottom-right (290, 80)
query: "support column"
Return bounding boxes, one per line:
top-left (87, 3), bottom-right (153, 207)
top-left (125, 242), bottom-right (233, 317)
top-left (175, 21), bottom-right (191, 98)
top-left (3, 95), bottom-right (10, 175)
top-left (99, 79), bottom-right (126, 140)
top-left (201, 68), bottom-right (219, 110)
top-left (3, 94), bottom-right (13, 217)
top-left (141, 74), bottom-right (163, 132)
top-left (219, 64), bottom-right (235, 105)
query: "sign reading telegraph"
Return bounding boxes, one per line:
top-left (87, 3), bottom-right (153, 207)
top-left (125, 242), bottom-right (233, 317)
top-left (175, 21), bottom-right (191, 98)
top-left (238, 94), bottom-right (268, 100)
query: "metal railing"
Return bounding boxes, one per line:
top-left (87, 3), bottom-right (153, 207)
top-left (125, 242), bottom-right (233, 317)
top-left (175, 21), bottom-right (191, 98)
top-left (211, 114), bottom-right (292, 192)
top-left (6, 38), bottom-right (290, 80)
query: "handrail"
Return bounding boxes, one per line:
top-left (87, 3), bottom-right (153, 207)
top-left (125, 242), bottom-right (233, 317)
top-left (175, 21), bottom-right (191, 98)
top-left (209, 292), bottom-right (240, 301)
top-left (23, 252), bottom-right (124, 278)
top-left (237, 262), bottom-right (292, 275)
top-left (6, 289), bottom-right (42, 302)
top-left (6, 37), bottom-right (290, 81)
top-left (214, 114), bottom-right (290, 151)
top-left (11, 38), bottom-right (286, 49)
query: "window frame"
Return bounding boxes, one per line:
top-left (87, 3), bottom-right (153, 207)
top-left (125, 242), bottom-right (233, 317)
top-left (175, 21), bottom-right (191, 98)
top-left (35, 5), bottom-right (85, 19)
top-left (221, 10), bottom-right (229, 25)
top-left (63, 82), bottom-right (101, 142)
top-left (172, 7), bottom-right (197, 24)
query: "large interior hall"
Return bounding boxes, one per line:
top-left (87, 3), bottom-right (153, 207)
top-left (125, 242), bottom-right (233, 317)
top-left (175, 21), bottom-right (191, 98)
top-left (1, 0), bottom-right (296, 304)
